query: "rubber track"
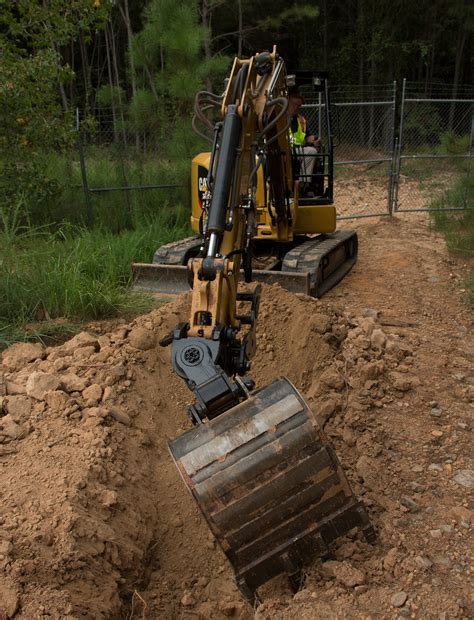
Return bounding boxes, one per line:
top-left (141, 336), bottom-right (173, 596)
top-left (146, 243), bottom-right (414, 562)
top-left (153, 236), bottom-right (202, 265)
top-left (282, 230), bottom-right (358, 297)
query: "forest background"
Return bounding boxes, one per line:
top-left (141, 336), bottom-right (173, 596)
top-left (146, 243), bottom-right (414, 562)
top-left (0, 0), bottom-right (472, 343)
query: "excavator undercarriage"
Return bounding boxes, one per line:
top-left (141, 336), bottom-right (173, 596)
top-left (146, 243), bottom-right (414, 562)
top-left (135, 48), bottom-right (374, 603)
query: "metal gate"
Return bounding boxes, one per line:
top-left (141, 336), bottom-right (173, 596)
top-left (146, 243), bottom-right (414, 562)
top-left (302, 81), bottom-right (473, 219)
top-left (303, 83), bottom-right (397, 219)
top-left (393, 80), bottom-right (474, 213)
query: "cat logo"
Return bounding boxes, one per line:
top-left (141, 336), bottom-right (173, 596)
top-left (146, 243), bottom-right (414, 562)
top-left (197, 165), bottom-right (210, 209)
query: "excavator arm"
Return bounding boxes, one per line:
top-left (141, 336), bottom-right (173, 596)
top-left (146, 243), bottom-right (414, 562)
top-left (162, 48), bottom-right (375, 604)
top-left (165, 48), bottom-right (293, 423)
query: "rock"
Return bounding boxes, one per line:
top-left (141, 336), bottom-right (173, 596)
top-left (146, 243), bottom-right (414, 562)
top-left (44, 390), bottom-right (69, 412)
top-left (1, 342), bottom-right (44, 371)
top-left (26, 372), bottom-right (60, 401)
top-left (359, 360), bottom-right (385, 381)
top-left (356, 455), bottom-right (379, 489)
top-left (321, 560), bottom-right (365, 587)
top-left (102, 386), bottom-right (113, 402)
top-left (362, 308), bottom-right (379, 319)
top-left (311, 314), bottom-right (330, 334)
top-left (62, 331), bottom-right (98, 352)
top-left (180, 591), bottom-right (196, 607)
top-left (342, 426), bottom-right (357, 447)
top-left (320, 369), bottom-right (345, 391)
top-left (5, 381), bottom-right (26, 395)
top-left (128, 327), bottom-right (156, 351)
top-left (358, 317), bottom-right (376, 336)
top-left (4, 396), bottom-right (32, 422)
top-left (415, 555), bottom-right (433, 569)
top-left (430, 408), bottom-right (442, 418)
top-left (390, 371), bottom-right (420, 392)
top-left (370, 328), bottom-right (386, 350)
top-left (391, 591), bottom-right (408, 608)
top-left (317, 398), bottom-right (338, 424)
top-left (0, 415), bottom-right (25, 441)
top-left (0, 540), bottom-right (12, 557)
top-left (82, 384), bottom-right (103, 404)
top-left (452, 469), bottom-right (474, 489)
top-left (100, 489), bottom-right (118, 508)
top-left (60, 373), bottom-right (88, 393)
top-left (383, 548), bottom-right (399, 572)
top-left (449, 506), bottom-right (473, 525)
top-left (108, 406), bottom-right (131, 426)
top-left (0, 576), bottom-right (19, 617)
top-left (73, 346), bottom-right (96, 360)
top-left (430, 529), bottom-right (442, 539)
top-left (336, 542), bottom-right (357, 560)
top-left (400, 495), bottom-right (421, 513)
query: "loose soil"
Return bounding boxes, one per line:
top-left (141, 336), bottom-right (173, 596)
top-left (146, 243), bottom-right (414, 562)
top-left (0, 214), bottom-right (472, 619)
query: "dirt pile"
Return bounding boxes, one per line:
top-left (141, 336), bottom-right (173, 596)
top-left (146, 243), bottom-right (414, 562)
top-left (0, 274), bottom-right (472, 618)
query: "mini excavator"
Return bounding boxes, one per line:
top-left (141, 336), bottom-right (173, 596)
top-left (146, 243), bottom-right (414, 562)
top-left (134, 48), bottom-right (374, 604)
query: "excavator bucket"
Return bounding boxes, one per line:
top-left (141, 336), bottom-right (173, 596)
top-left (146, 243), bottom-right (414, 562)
top-left (169, 377), bottom-right (375, 604)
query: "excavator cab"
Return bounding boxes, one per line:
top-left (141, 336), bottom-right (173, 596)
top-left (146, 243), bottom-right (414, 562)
top-left (288, 71), bottom-right (333, 204)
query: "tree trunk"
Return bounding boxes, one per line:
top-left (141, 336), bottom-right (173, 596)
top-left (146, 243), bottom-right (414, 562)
top-left (104, 25), bottom-right (118, 143)
top-left (119, 0), bottom-right (139, 148)
top-left (201, 0), bottom-right (212, 90)
top-left (238, 0), bottom-right (243, 56)
top-left (79, 29), bottom-right (91, 110)
top-left (322, 0), bottom-right (328, 68)
top-left (109, 20), bottom-right (127, 146)
top-left (449, 27), bottom-right (467, 130)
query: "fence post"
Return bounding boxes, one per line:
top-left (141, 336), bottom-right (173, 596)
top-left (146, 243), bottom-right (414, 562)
top-left (388, 80), bottom-right (398, 215)
top-left (76, 108), bottom-right (94, 227)
top-left (392, 78), bottom-right (407, 213)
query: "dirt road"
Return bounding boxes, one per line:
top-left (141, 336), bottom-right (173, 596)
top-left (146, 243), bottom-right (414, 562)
top-left (0, 214), bottom-right (472, 619)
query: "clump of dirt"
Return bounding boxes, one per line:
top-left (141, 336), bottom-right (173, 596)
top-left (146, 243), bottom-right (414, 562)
top-left (0, 259), bottom-right (472, 619)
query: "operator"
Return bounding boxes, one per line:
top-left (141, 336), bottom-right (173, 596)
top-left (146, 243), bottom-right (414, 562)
top-left (287, 88), bottom-right (322, 195)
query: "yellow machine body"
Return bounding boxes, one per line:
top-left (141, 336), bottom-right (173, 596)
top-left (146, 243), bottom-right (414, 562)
top-left (191, 152), bottom-right (337, 239)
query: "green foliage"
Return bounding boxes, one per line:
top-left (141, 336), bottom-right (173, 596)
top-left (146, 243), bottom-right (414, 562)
top-left (431, 176), bottom-right (473, 305)
top-left (259, 3), bottom-right (319, 30)
top-left (96, 84), bottom-right (126, 108)
top-left (0, 208), bottom-right (190, 345)
top-left (402, 104), bottom-right (443, 149)
top-left (0, 0), bottom-right (111, 223)
top-left (130, 0), bottom-right (229, 141)
top-left (440, 132), bottom-right (471, 155)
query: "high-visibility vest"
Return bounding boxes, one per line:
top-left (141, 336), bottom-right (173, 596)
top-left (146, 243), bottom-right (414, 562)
top-left (289, 115), bottom-right (307, 146)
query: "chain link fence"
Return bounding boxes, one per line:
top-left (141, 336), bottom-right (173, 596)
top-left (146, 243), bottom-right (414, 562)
top-left (76, 80), bottom-right (473, 227)
top-left (394, 80), bottom-right (474, 213)
top-left (75, 106), bottom-right (190, 231)
top-left (303, 83), bottom-right (397, 219)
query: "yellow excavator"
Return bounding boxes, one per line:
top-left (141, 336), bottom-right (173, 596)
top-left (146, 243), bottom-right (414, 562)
top-left (133, 48), bottom-right (374, 604)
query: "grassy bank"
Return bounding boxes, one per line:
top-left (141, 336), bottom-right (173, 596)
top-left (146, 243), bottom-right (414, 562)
top-left (0, 207), bottom-right (190, 347)
top-left (431, 175), bottom-right (473, 304)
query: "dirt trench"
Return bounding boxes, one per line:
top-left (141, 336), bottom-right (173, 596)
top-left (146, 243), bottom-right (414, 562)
top-left (0, 214), bottom-right (473, 619)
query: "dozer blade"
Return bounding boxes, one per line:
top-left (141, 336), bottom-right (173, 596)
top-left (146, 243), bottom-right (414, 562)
top-left (132, 263), bottom-right (311, 296)
top-left (169, 377), bottom-right (375, 604)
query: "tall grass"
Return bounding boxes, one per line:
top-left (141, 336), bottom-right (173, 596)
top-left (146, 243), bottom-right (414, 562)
top-left (0, 206), bottom-right (190, 347)
top-left (431, 174), bottom-right (473, 304)
top-left (28, 148), bottom-right (191, 231)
